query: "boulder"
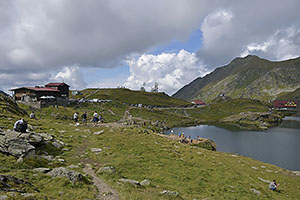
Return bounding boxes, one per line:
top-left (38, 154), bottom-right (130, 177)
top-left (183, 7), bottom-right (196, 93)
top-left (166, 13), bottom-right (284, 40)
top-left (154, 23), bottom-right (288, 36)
top-left (0, 130), bottom-right (61, 159)
top-left (33, 168), bottom-right (51, 173)
top-left (159, 190), bottom-right (179, 197)
top-left (119, 178), bottom-right (140, 186)
top-left (140, 179), bottom-right (151, 186)
top-left (47, 167), bottom-right (83, 183)
top-left (97, 166), bottom-right (115, 174)
top-left (93, 130), bottom-right (104, 135)
top-left (91, 148), bottom-right (103, 153)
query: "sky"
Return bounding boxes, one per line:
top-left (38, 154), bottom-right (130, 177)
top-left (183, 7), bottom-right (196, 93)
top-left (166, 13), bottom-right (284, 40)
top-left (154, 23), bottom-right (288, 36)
top-left (1, 0), bottom-right (300, 95)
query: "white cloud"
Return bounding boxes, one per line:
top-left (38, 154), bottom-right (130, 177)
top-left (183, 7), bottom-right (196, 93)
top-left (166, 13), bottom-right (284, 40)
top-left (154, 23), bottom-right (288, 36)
top-left (124, 50), bottom-right (209, 95)
top-left (241, 26), bottom-right (300, 61)
top-left (51, 66), bottom-right (87, 90)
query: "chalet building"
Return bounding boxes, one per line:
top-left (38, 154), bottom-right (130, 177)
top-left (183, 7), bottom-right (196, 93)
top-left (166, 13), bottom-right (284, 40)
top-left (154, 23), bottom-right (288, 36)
top-left (191, 99), bottom-right (206, 106)
top-left (273, 100), bottom-right (298, 110)
top-left (10, 82), bottom-right (69, 108)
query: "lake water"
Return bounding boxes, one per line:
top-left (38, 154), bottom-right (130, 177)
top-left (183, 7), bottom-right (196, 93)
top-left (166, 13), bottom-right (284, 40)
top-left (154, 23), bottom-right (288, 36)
top-left (164, 117), bottom-right (300, 170)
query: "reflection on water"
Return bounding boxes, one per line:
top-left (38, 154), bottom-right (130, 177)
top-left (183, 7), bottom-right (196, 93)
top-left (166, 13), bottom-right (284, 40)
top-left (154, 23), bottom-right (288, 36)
top-left (165, 117), bottom-right (300, 170)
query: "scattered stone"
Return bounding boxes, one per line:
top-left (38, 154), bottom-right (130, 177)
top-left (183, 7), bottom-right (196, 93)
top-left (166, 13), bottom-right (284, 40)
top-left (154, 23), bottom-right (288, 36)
top-left (21, 193), bottom-right (35, 198)
top-left (293, 171), bottom-right (300, 176)
top-left (0, 195), bottom-right (8, 200)
top-left (68, 165), bottom-right (79, 169)
top-left (250, 188), bottom-right (261, 195)
top-left (97, 166), bottom-right (115, 174)
top-left (251, 166), bottom-right (258, 170)
top-left (47, 167), bottom-right (83, 183)
top-left (91, 148), bottom-right (103, 153)
top-left (119, 178), bottom-right (140, 186)
top-left (261, 165), bottom-right (266, 168)
top-left (159, 190), bottom-right (179, 197)
top-left (33, 168), bottom-right (51, 173)
top-left (58, 130), bottom-right (66, 133)
top-left (231, 154), bottom-right (238, 157)
top-left (266, 169), bottom-right (273, 173)
top-left (40, 155), bottom-right (54, 161)
top-left (93, 130), bottom-right (104, 135)
top-left (56, 158), bottom-right (65, 162)
top-left (258, 177), bottom-right (270, 183)
top-left (0, 130), bottom-right (60, 159)
top-left (52, 141), bottom-right (63, 148)
top-left (27, 124), bottom-right (35, 131)
top-left (140, 179), bottom-right (151, 186)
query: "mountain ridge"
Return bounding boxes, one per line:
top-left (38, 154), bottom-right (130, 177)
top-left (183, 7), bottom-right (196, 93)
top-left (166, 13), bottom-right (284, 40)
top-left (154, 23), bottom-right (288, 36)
top-left (172, 55), bottom-right (300, 102)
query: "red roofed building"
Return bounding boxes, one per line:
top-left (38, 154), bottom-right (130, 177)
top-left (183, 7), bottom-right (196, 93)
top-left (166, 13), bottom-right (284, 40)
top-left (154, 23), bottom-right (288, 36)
top-left (10, 83), bottom-right (69, 108)
top-left (191, 99), bottom-right (206, 106)
top-left (273, 100), bottom-right (298, 109)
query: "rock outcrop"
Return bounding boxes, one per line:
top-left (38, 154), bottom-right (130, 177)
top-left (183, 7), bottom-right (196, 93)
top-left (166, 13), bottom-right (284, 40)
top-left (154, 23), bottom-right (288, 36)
top-left (221, 111), bottom-right (282, 130)
top-left (0, 130), bottom-right (61, 158)
top-left (47, 167), bottom-right (83, 183)
top-left (162, 134), bottom-right (217, 151)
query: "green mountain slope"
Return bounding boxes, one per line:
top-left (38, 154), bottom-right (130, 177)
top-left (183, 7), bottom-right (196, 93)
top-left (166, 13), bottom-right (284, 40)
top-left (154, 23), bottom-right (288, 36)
top-left (72, 88), bottom-right (190, 107)
top-left (0, 93), bottom-right (27, 116)
top-left (173, 55), bottom-right (300, 102)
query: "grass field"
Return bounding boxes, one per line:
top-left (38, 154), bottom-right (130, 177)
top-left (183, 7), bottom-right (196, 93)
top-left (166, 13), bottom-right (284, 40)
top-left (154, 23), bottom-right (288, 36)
top-left (1, 94), bottom-right (299, 199)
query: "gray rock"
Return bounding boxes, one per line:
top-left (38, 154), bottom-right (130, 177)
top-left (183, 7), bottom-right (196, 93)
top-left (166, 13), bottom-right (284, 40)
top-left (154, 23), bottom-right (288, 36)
top-left (258, 177), bottom-right (271, 183)
top-left (119, 178), bottom-right (140, 186)
top-left (140, 179), bottom-right (151, 186)
top-left (47, 167), bottom-right (83, 183)
top-left (21, 193), bottom-right (35, 198)
top-left (68, 165), bottom-right (79, 169)
top-left (33, 168), bottom-right (51, 173)
top-left (27, 124), bottom-right (35, 131)
top-left (52, 141), bottom-right (63, 148)
top-left (159, 190), bottom-right (179, 197)
top-left (93, 130), bottom-right (104, 135)
top-left (97, 166), bottom-right (115, 174)
top-left (91, 148), bottom-right (103, 153)
top-left (39, 155), bottom-right (54, 161)
top-left (250, 188), bottom-right (261, 195)
top-left (0, 130), bottom-right (59, 158)
top-left (293, 171), bottom-right (300, 176)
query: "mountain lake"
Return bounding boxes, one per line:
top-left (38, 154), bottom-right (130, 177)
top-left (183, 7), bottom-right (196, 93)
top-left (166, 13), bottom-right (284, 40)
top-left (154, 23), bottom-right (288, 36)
top-left (164, 116), bottom-right (300, 171)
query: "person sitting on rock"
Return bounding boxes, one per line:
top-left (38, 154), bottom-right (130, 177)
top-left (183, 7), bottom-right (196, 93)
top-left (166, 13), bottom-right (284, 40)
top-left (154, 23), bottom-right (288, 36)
top-left (269, 180), bottom-right (280, 191)
top-left (30, 111), bottom-right (37, 119)
top-left (13, 118), bottom-right (27, 133)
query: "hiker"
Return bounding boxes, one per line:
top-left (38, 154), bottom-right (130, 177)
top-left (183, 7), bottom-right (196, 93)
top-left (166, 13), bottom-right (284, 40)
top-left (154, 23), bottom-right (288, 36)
top-left (74, 112), bottom-right (79, 126)
top-left (269, 180), bottom-right (280, 191)
top-left (13, 118), bottom-right (27, 133)
top-left (30, 111), bottom-right (37, 119)
top-left (81, 112), bottom-right (87, 126)
top-left (93, 111), bottom-right (99, 127)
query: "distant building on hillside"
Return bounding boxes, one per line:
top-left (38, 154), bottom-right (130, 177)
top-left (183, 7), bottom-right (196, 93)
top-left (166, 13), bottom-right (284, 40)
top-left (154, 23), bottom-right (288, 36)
top-left (191, 99), bottom-right (206, 106)
top-left (273, 100), bottom-right (298, 110)
top-left (10, 82), bottom-right (70, 108)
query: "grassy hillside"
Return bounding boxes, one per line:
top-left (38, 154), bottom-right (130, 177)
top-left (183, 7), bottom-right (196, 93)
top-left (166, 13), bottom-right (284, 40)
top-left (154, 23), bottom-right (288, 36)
top-left (0, 96), bottom-right (298, 199)
top-left (0, 93), bottom-right (27, 116)
top-left (173, 55), bottom-right (300, 102)
top-left (71, 88), bottom-right (191, 107)
top-left (276, 88), bottom-right (300, 100)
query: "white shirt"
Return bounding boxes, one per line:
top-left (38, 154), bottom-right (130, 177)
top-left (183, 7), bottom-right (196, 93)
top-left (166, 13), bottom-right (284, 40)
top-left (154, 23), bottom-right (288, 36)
top-left (74, 113), bottom-right (78, 119)
top-left (14, 119), bottom-right (23, 129)
top-left (93, 112), bottom-right (98, 117)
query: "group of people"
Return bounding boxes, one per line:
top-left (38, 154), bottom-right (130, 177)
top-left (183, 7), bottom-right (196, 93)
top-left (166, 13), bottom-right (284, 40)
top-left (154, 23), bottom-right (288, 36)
top-left (73, 111), bottom-right (103, 127)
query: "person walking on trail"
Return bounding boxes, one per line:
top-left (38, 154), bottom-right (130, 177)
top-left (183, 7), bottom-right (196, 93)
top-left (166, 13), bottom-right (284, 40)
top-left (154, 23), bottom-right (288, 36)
top-left (14, 118), bottom-right (27, 133)
top-left (81, 112), bottom-right (87, 126)
top-left (93, 111), bottom-right (99, 127)
top-left (269, 180), bottom-right (280, 191)
top-left (74, 112), bottom-right (79, 126)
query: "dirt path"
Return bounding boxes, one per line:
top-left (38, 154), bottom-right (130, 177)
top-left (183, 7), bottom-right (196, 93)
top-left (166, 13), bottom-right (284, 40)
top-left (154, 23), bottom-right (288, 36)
top-left (83, 164), bottom-right (119, 200)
